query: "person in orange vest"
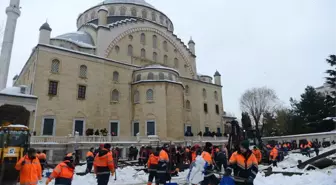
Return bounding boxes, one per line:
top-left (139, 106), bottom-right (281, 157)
top-left (15, 148), bottom-right (42, 185)
top-left (269, 145), bottom-right (278, 167)
top-left (147, 147), bottom-right (160, 185)
top-left (252, 146), bottom-right (262, 164)
top-left (201, 142), bottom-right (219, 185)
top-left (45, 153), bottom-right (75, 185)
top-left (94, 143), bottom-right (115, 185)
top-left (86, 147), bottom-right (94, 173)
top-left (157, 143), bottom-right (170, 184)
top-left (37, 150), bottom-right (47, 176)
top-left (227, 140), bottom-right (258, 185)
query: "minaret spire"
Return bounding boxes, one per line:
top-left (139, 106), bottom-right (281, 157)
top-left (0, 0), bottom-right (21, 90)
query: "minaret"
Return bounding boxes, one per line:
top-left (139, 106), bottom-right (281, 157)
top-left (0, 0), bottom-right (21, 90)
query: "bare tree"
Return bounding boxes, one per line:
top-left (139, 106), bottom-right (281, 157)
top-left (240, 87), bottom-right (278, 145)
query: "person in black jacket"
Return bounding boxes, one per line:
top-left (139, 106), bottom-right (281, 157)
top-left (214, 146), bottom-right (228, 171)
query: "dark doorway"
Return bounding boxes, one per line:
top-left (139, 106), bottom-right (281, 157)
top-left (0, 104), bottom-right (30, 126)
top-left (74, 120), bottom-right (84, 136)
top-left (133, 122), bottom-right (139, 136)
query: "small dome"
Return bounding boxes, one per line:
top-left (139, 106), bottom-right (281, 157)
top-left (214, 70), bottom-right (221, 76)
top-left (98, 0), bottom-right (155, 9)
top-left (54, 31), bottom-right (95, 48)
top-left (39, 22), bottom-right (52, 31)
top-left (98, 5), bottom-right (109, 12)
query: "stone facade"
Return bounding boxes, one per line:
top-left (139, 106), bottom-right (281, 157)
top-left (13, 0), bottom-right (225, 140)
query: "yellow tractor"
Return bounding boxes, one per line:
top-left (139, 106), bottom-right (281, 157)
top-left (0, 123), bottom-right (30, 183)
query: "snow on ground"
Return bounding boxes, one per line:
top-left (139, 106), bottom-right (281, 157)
top-left (41, 144), bottom-right (336, 185)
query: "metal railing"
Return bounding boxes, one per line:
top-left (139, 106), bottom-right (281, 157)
top-left (30, 135), bottom-right (229, 144)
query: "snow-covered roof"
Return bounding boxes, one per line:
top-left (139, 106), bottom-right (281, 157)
top-left (135, 64), bottom-right (179, 74)
top-left (0, 86), bottom-right (37, 98)
top-left (98, 0), bottom-right (156, 9)
top-left (6, 124), bottom-right (29, 129)
top-left (54, 31), bottom-right (95, 49)
top-left (98, 5), bottom-right (109, 12)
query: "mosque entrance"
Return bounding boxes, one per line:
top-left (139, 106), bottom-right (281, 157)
top-left (0, 104), bottom-right (30, 126)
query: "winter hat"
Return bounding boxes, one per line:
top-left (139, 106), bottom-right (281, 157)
top-left (104, 143), bottom-right (111, 150)
top-left (99, 144), bottom-right (104, 148)
top-left (27, 148), bottom-right (36, 155)
top-left (240, 140), bottom-right (250, 150)
top-left (205, 142), bottom-right (213, 149)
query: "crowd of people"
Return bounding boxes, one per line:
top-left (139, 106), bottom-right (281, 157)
top-left (16, 137), bottom-right (329, 185)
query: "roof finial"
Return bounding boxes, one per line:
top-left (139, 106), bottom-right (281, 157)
top-left (46, 18), bottom-right (48, 23)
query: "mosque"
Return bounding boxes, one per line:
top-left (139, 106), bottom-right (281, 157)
top-left (0, 0), bottom-right (227, 140)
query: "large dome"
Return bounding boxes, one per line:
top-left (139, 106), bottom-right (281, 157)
top-left (98, 0), bottom-right (155, 9)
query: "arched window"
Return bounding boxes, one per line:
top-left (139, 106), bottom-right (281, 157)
top-left (111, 89), bottom-right (119, 102)
top-left (113, 71), bottom-right (119, 82)
top-left (163, 55), bottom-right (168, 64)
top-left (159, 72), bottom-right (164, 80)
top-left (151, 12), bottom-right (156, 21)
top-left (141, 48), bottom-right (146, 58)
top-left (115, 45), bottom-right (120, 54)
top-left (153, 52), bottom-right (157, 62)
top-left (140, 33), bottom-right (146, 45)
top-left (128, 45), bottom-right (133, 56)
top-left (146, 89), bottom-right (154, 101)
top-left (109, 7), bottom-right (115, 15)
top-left (136, 74), bottom-right (141, 81)
top-left (202, 88), bottom-right (207, 99)
top-left (120, 7), bottom-right (126, 16)
top-left (163, 41), bottom-right (168, 52)
top-left (84, 14), bottom-right (88, 22)
top-left (147, 72), bottom-right (154, 80)
top-left (185, 85), bottom-right (189, 94)
top-left (142, 9), bottom-right (147, 18)
top-left (90, 11), bottom-right (95, 19)
top-left (174, 58), bottom-right (179, 68)
top-left (160, 15), bottom-right (164, 24)
top-left (134, 90), bottom-right (140, 103)
top-left (214, 91), bottom-right (218, 101)
top-left (168, 73), bottom-right (173, 81)
top-left (51, 59), bottom-right (60, 73)
top-left (131, 7), bottom-right (137, 16)
top-left (186, 100), bottom-right (191, 110)
top-left (128, 35), bottom-right (133, 41)
top-left (79, 65), bottom-right (87, 78)
top-left (152, 35), bottom-right (157, 48)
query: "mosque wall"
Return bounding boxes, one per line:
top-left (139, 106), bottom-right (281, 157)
top-left (107, 29), bottom-right (194, 79)
top-left (12, 1), bottom-right (226, 139)
top-left (181, 77), bottom-right (224, 135)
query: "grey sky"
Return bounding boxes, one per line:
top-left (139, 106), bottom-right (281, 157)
top-left (0, 0), bottom-right (335, 118)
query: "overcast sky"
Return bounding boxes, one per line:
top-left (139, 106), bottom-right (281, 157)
top-left (0, 0), bottom-right (335, 117)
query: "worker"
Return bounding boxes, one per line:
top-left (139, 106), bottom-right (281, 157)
top-left (213, 145), bottom-right (228, 172)
top-left (46, 153), bottom-right (75, 185)
top-left (252, 146), bottom-right (262, 164)
top-left (86, 147), bottom-right (95, 173)
top-left (37, 150), bottom-right (47, 176)
top-left (15, 148), bottom-right (42, 185)
top-left (226, 140), bottom-right (258, 185)
top-left (94, 143), bottom-right (115, 185)
top-left (269, 145), bottom-right (278, 167)
top-left (157, 143), bottom-right (169, 185)
top-left (304, 143), bottom-right (311, 157)
top-left (201, 142), bottom-right (219, 185)
top-left (147, 147), bottom-right (160, 185)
